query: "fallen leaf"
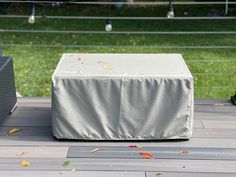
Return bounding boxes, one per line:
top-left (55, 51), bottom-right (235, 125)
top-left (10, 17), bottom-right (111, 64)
top-left (180, 150), bottom-right (189, 154)
top-left (8, 128), bottom-right (21, 136)
top-left (128, 145), bottom-right (143, 149)
top-left (90, 148), bottom-right (103, 153)
top-left (214, 103), bottom-right (225, 106)
top-left (16, 152), bottom-right (25, 156)
top-left (97, 61), bottom-right (105, 64)
top-left (71, 167), bottom-right (76, 171)
top-left (103, 64), bottom-right (113, 70)
top-left (97, 61), bottom-right (113, 70)
top-left (20, 160), bottom-right (30, 167)
top-left (156, 172), bottom-right (163, 176)
top-left (78, 57), bottom-right (85, 62)
top-left (139, 152), bottom-right (155, 159)
top-left (63, 160), bottom-right (70, 167)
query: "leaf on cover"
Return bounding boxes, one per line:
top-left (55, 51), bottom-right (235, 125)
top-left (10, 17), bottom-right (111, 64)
top-left (78, 57), bottom-right (85, 63)
top-left (139, 152), bottom-right (155, 159)
top-left (20, 160), bottom-right (30, 167)
top-left (63, 160), bottom-right (70, 167)
top-left (128, 145), bottom-right (143, 149)
top-left (97, 61), bottom-right (105, 64)
top-left (97, 61), bottom-right (113, 70)
top-left (90, 148), bottom-right (103, 153)
top-left (103, 64), bottom-right (113, 70)
top-left (179, 150), bottom-right (189, 154)
top-left (8, 128), bottom-right (22, 136)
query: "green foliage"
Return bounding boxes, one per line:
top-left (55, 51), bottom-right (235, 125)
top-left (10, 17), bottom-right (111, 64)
top-left (1, 4), bottom-right (236, 98)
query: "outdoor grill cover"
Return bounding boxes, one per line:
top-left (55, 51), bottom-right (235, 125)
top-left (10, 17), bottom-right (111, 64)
top-left (52, 53), bottom-right (194, 140)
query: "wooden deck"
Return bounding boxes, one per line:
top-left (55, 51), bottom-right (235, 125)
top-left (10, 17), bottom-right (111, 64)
top-left (0, 97), bottom-right (236, 176)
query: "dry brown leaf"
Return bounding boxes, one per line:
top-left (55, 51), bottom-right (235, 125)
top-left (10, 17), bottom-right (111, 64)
top-left (139, 152), bottom-right (155, 159)
top-left (128, 145), bottom-right (143, 149)
top-left (8, 128), bottom-right (22, 136)
top-left (90, 148), bottom-right (103, 153)
top-left (20, 160), bottom-right (30, 167)
top-left (180, 150), bottom-right (189, 154)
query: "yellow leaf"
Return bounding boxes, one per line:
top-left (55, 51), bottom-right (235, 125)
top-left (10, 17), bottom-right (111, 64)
top-left (78, 57), bottom-right (85, 62)
top-left (128, 145), bottom-right (143, 149)
top-left (20, 160), bottom-right (30, 167)
top-left (137, 145), bottom-right (143, 149)
top-left (8, 128), bottom-right (22, 136)
top-left (103, 64), bottom-right (113, 70)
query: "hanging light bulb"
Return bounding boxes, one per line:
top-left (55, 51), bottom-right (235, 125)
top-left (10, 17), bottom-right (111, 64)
top-left (28, 3), bottom-right (35, 24)
top-left (167, 1), bottom-right (174, 18)
top-left (105, 19), bottom-right (112, 32)
top-left (105, 6), bottom-right (112, 32)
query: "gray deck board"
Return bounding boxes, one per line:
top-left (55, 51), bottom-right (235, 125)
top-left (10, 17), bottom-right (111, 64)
top-left (202, 120), bottom-right (236, 129)
top-left (193, 128), bottom-right (236, 138)
top-left (68, 146), bottom-right (236, 160)
top-left (194, 105), bottom-right (236, 114)
top-left (0, 147), bottom-right (68, 158)
top-left (146, 172), bottom-right (236, 177)
top-left (0, 97), bottom-right (236, 176)
top-left (0, 171), bottom-right (145, 177)
top-left (194, 99), bottom-right (230, 105)
top-left (0, 158), bottom-right (235, 173)
top-left (0, 171), bottom-right (235, 177)
top-left (194, 112), bottom-right (236, 121)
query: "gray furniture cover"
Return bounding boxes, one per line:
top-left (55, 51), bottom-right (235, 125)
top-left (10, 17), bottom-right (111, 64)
top-left (52, 53), bottom-right (194, 140)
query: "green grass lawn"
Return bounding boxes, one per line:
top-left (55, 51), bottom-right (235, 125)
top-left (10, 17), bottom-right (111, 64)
top-left (1, 3), bottom-right (236, 98)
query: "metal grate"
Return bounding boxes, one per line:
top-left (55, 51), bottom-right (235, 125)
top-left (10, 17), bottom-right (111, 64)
top-left (0, 57), bottom-right (17, 124)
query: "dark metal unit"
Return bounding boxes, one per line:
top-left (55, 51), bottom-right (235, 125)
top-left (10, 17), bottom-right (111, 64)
top-left (0, 57), bottom-right (17, 124)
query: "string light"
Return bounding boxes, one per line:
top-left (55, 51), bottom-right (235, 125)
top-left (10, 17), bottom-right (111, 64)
top-left (105, 6), bottom-right (112, 32)
top-left (105, 19), bottom-right (112, 32)
top-left (28, 3), bottom-right (35, 24)
top-left (167, 1), bottom-right (174, 18)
